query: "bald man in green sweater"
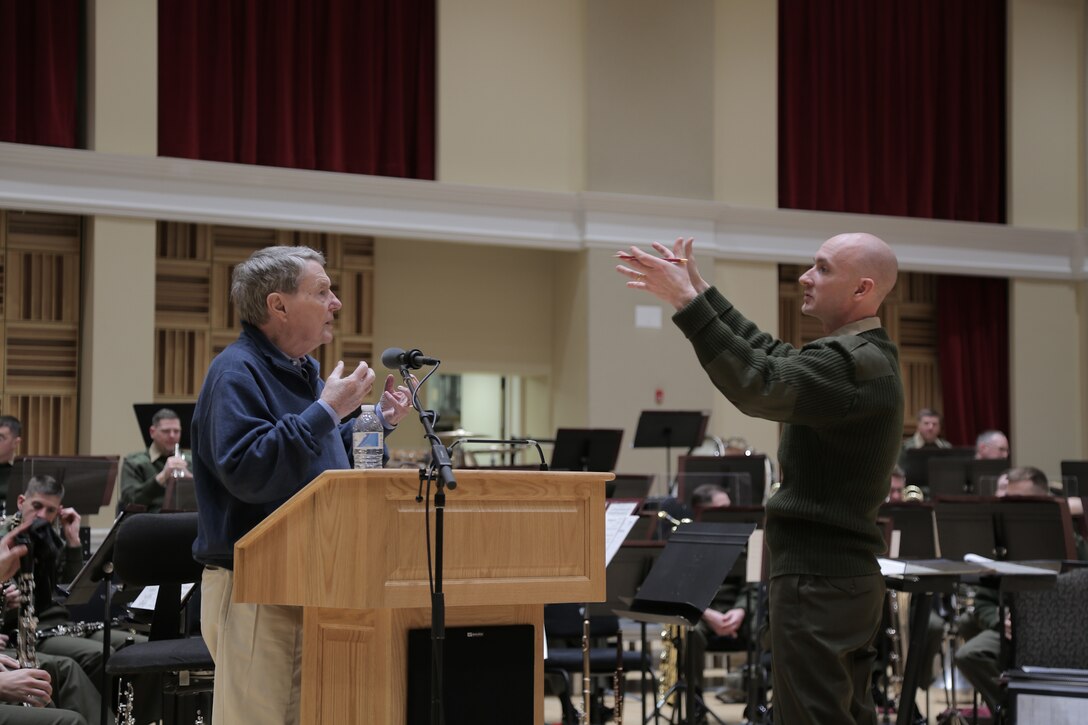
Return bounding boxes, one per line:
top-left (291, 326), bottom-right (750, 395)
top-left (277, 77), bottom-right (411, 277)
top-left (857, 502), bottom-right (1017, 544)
top-left (618, 233), bottom-right (903, 725)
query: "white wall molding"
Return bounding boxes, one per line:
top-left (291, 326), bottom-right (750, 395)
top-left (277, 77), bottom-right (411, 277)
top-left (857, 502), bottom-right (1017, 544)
top-left (2, 142), bottom-right (1084, 279)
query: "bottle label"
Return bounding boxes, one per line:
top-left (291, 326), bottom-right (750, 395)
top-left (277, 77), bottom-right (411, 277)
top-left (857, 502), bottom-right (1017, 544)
top-left (353, 431), bottom-right (383, 449)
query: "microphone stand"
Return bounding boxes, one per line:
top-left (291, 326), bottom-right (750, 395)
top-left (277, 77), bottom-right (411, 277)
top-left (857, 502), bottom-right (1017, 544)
top-left (399, 364), bottom-right (457, 725)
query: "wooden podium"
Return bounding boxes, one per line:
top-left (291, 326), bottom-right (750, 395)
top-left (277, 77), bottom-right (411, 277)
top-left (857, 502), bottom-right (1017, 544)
top-left (233, 468), bottom-right (609, 724)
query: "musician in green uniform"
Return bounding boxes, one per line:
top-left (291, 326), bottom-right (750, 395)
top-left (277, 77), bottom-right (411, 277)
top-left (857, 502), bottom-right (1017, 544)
top-left (619, 233), bottom-right (903, 725)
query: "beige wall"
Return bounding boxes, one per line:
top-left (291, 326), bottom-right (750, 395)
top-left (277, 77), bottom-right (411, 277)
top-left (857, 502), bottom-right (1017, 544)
top-left (80, 217), bottom-right (157, 527)
top-left (586, 0), bottom-right (715, 199)
top-left (87, 0), bottom-right (157, 155)
top-left (714, 0), bottom-right (778, 207)
top-left (372, 237), bottom-right (559, 449)
top-left (83, 0), bottom-right (159, 527)
top-left (1008, 0), bottom-right (1085, 229)
top-left (1010, 279), bottom-right (1087, 478)
top-left (437, 0), bottom-right (586, 191)
top-left (1007, 0), bottom-right (1088, 476)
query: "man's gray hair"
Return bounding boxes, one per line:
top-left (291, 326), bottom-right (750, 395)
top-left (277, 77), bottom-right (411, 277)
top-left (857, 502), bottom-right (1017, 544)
top-left (976, 429), bottom-right (1005, 447)
top-left (231, 246), bottom-right (327, 325)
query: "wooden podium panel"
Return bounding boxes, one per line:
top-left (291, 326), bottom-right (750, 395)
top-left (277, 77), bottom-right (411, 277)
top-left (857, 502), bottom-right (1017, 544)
top-left (233, 469), bottom-right (608, 725)
top-left (301, 604), bottom-right (542, 724)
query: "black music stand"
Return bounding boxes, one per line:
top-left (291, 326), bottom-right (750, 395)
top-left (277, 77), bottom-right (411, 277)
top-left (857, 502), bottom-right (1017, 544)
top-left (878, 502), bottom-right (938, 559)
top-left (132, 403), bottom-right (196, 450)
top-left (549, 428), bottom-right (624, 471)
top-left (616, 522), bottom-right (756, 724)
top-left (6, 456), bottom-right (119, 516)
top-left (606, 473), bottom-right (654, 500)
top-left (1059, 460), bottom-right (1088, 496)
top-left (678, 454), bottom-right (768, 505)
top-left (633, 411), bottom-right (707, 496)
top-left (901, 447), bottom-right (974, 492)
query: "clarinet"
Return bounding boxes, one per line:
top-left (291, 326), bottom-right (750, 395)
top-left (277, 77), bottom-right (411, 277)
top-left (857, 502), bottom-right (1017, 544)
top-left (613, 629), bottom-right (625, 725)
top-left (9, 512), bottom-right (39, 707)
top-left (115, 682), bottom-right (136, 725)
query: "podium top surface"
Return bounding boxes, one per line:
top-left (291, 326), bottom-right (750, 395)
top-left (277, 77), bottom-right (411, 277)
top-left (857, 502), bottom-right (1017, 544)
top-left (233, 468), bottom-right (611, 611)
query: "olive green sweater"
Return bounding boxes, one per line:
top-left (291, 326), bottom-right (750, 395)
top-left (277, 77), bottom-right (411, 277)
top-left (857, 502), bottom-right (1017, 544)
top-left (673, 287), bottom-right (904, 578)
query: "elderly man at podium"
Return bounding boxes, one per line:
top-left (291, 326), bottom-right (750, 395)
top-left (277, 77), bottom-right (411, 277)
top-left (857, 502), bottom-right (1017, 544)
top-left (191, 246), bottom-right (412, 725)
top-left (619, 234), bottom-right (903, 725)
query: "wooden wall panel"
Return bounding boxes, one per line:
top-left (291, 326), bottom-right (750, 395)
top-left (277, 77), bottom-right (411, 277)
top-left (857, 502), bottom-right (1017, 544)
top-left (779, 264), bottom-right (941, 436)
top-left (0, 210), bottom-right (82, 456)
top-left (155, 224), bottom-right (376, 404)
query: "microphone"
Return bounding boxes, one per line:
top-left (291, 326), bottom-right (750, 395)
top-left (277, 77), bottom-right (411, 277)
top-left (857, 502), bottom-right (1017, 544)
top-left (381, 347), bottom-right (440, 370)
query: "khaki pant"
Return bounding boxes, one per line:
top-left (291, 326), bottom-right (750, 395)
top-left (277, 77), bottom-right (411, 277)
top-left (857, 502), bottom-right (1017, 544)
top-left (769, 572), bottom-right (885, 725)
top-left (202, 567), bottom-right (303, 725)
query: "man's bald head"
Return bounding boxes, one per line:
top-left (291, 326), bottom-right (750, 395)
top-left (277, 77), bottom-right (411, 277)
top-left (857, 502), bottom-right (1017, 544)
top-left (799, 232), bottom-right (899, 333)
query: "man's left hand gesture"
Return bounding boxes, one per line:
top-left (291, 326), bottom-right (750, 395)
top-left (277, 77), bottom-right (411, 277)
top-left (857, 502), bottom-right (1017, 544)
top-left (378, 374), bottom-right (414, 427)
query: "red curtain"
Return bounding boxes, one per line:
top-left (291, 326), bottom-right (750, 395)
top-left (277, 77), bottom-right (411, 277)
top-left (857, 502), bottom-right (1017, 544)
top-left (0, 0), bottom-right (80, 148)
top-left (779, 0), bottom-right (1005, 223)
top-left (159, 0), bottom-right (435, 179)
top-left (936, 275), bottom-right (1009, 446)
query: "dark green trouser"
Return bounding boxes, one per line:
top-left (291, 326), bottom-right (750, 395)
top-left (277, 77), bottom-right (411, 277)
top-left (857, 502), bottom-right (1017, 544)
top-left (769, 573), bottom-right (885, 725)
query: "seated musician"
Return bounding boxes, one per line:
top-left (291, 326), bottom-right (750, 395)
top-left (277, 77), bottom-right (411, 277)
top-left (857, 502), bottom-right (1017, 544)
top-left (0, 521), bottom-right (90, 725)
top-left (118, 408), bottom-right (191, 514)
top-left (955, 466), bottom-right (1088, 717)
top-left (2, 476), bottom-right (156, 724)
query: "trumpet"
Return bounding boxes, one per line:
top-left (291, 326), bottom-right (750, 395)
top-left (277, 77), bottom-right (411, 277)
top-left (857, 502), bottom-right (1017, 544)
top-left (903, 485), bottom-right (924, 502)
top-left (173, 443), bottom-right (184, 479)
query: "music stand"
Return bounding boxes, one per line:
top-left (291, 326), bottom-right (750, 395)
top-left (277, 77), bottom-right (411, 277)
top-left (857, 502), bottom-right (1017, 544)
top-left (1059, 460), bottom-right (1088, 496)
top-left (132, 403), bottom-right (196, 450)
top-left (549, 428), bottom-right (624, 471)
top-left (6, 455), bottom-right (119, 517)
top-left (633, 411), bottom-right (707, 496)
top-left (878, 502), bottom-right (938, 559)
top-left (606, 473), bottom-right (654, 500)
top-left (678, 454), bottom-right (767, 506)
top-left (616, 521), bottom-right (756, 724)
top-left (934, 497), bottom-right (999, 560)
top-left (902, 447), bottom-right (974, 491)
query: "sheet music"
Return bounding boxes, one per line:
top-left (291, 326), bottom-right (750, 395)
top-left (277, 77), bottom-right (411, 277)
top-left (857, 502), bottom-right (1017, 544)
top-left (129, 582), bottom-right (195, 611)
top-left (963, 554), bottom-right (1060, 576)
top-left (604, 501), bottom-right (640, 565)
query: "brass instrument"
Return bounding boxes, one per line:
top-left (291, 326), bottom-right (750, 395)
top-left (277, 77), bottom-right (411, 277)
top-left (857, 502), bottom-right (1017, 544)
top-left (903, 484), bottom-right (925, 501)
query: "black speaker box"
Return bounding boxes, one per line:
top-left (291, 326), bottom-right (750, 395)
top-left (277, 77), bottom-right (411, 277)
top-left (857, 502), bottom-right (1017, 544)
top-left (406, 624), bottom-right (534, 725)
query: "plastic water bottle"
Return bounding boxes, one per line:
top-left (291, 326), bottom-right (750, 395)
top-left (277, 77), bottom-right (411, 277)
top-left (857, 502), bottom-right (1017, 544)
top-left (352, 404), bottom-right (384, 469)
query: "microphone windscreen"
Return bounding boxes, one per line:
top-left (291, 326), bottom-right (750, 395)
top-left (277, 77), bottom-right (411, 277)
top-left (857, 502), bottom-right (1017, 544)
top-left (380, 347), bottom-right (405, 369)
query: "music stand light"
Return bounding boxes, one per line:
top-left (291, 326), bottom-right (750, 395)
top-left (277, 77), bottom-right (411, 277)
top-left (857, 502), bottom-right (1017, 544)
top-left (633, 411), bottom-right (707, 496)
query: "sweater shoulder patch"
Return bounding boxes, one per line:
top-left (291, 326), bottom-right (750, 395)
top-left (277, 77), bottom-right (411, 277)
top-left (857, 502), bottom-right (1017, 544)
top-left (834, 336), bottom-right (896, 381)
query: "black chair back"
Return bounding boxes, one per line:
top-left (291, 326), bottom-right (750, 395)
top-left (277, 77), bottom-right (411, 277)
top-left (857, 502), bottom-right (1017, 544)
top-left (113, 512), bottom-right (201, 640)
